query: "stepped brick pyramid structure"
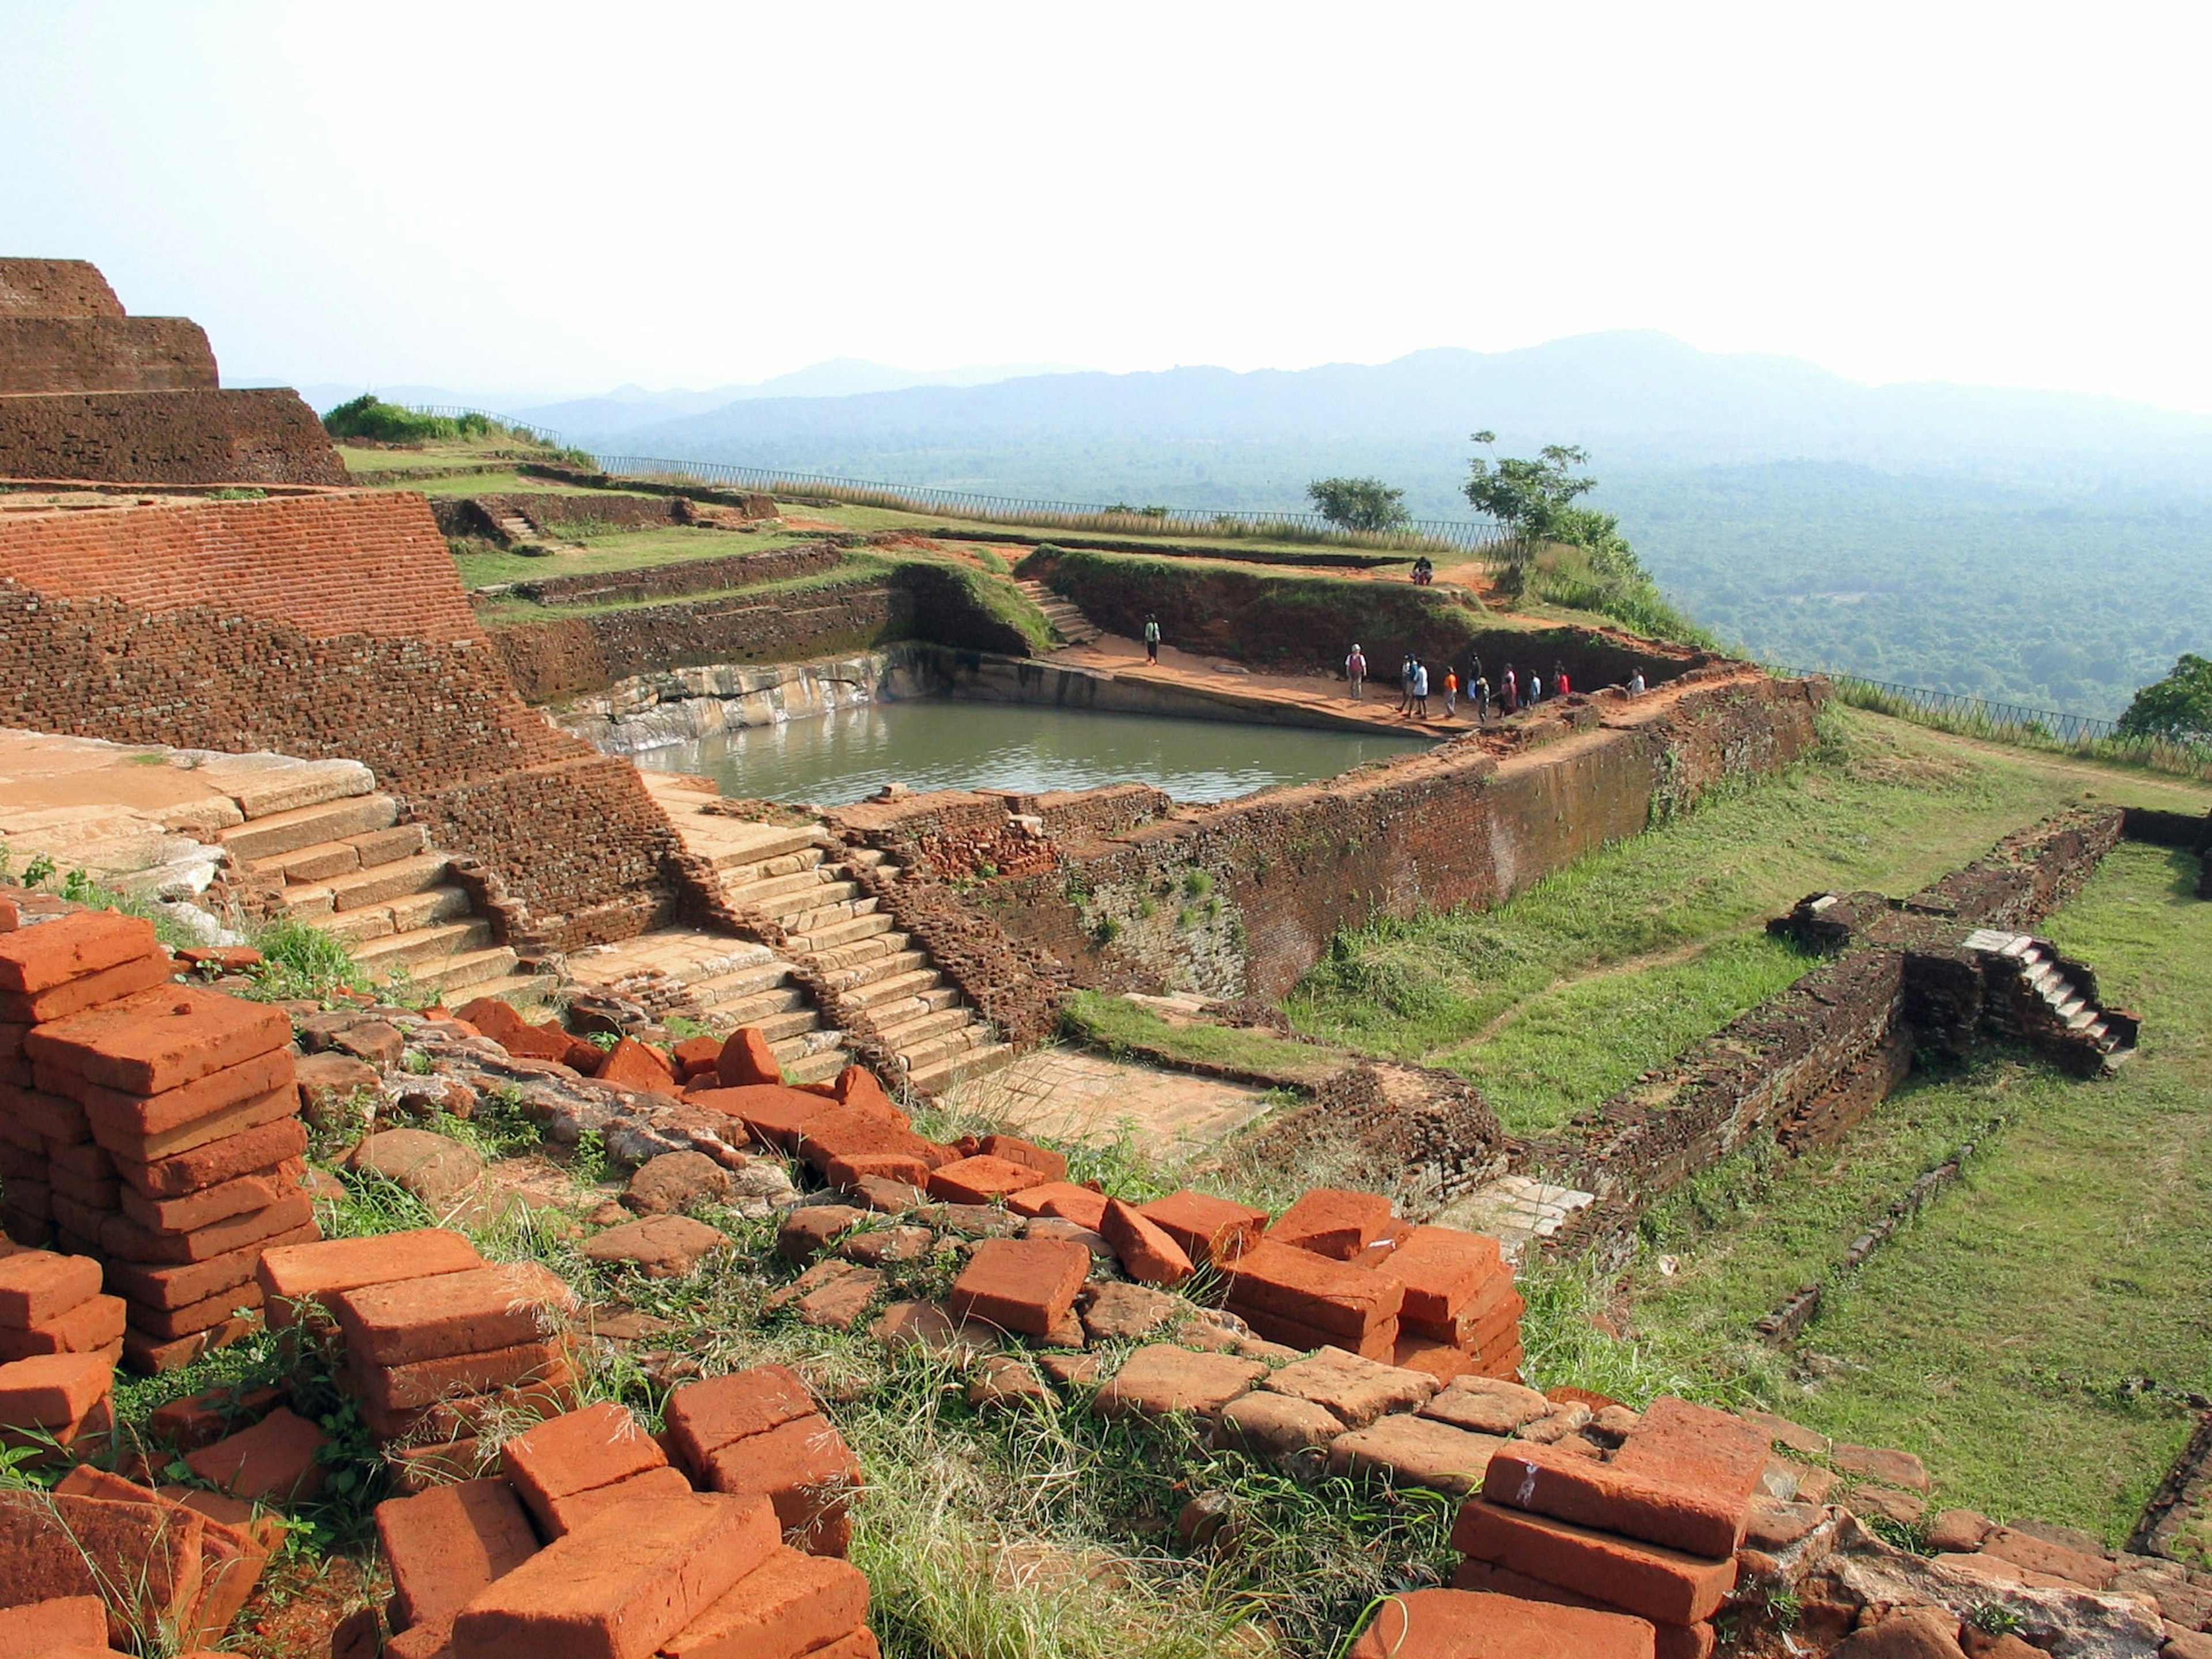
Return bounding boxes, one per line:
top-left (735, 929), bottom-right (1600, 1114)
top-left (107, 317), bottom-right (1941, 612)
top-left (0, 257), bottom-right (343, 484)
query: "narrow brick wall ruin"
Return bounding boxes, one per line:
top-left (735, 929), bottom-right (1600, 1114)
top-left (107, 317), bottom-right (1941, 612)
top-left (0, 258), bottom-right (124, 317)
top-left (0, 317), bottom-right (218, 395)
top-left (0, 388), bottom-right (348, 486)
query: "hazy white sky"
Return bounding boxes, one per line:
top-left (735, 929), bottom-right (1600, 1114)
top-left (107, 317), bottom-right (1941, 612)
top-left (4, 0), bottom-right (2207, 408)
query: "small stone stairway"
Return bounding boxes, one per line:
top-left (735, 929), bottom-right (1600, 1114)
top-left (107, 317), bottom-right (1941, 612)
top-left (1014, 578), bottom-right (1104, 647)
top-left (714, 826), bottom-right (1016, 1096)
top-left (1991, 932), bottom-right (2137, 1068)
top-left (490, 509), bottom-right (537, 544)
top-left (222, 778), bottom-right (541, 1007)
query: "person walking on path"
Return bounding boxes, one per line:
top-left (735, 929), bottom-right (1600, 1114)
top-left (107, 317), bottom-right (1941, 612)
top-left (1501, 665), bottom-right (1518, 714)
top-left (1628, 666), bottom-right (1646, 696)
top-left (1442, 666), bottom-right (1458, 717)
top-left (1528, 670), bottom-right (1542, 705)
top-left (1472, 669), bottom-right (1491, 723)
top-left (1143, 616), bottom-right (1161, 664)
top-left (1410, 658), bottom-right (1430, 719)
top-left (1397, 656), bottom-right (1416, 715)
top-left (1553, 660), bottom-right (1571, 699)
top-left (1346, 643), bottom-right (1367, 700)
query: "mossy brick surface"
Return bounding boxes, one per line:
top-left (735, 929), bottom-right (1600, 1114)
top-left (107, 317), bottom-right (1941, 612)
top-left (0, 1249), bottom-right (101, 1324)
top-left (947, 1237), bottom-right (1091, 1338)
top-left (376, 1477), bottom-right (541, 1631)
top-left (660, 1545), bottom-right (869, 1659)
top-left (1223, 1239), bottom-right (1404, 1339)
top-left (665, 1364), bottom-right (818, 1479)
top-left (184, 1404), bottom-right (329, 1503)
top-left (1267, 1188), bottom-right (1396, 1260)
top-left (1483, 1438), bottom-right (1749, 1559)
top-left (0, 910), bottom-right (160, 995)
top-left (1450, 1498), bottom-right (1736, 1626)
top-left (925, 1154), bottom-right (1048, 1206)
top-left (451, 1490), bottom-right (779, 1659)
top-left (1348, 1588), bottom-right (1656, 1659)
top-left (255, 1227), bottom-right (484, 1326)
top-left (501, 1401), bottom-right (669, 1518)
top-left (335, 1260), bottom-right (575, 1366)
top-left (1138, 1190), bottom-right (1268, 1265)
top-left (25, 986), bottom-right (288, 1095)
top-left (0, 1350), bottom-right (111, 1426)
top-left (73, 1047), bottom-right (296, 1139)
top-left (0, 950), bottom-right (174, 1024)
top-left (701, 1412), bottom-right (863, 1556)
top-left (104, 1088), bottom-right (304, 1173)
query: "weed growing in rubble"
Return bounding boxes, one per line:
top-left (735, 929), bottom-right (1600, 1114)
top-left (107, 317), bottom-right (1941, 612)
top-left (247, 918), bottom-right (370, 1001)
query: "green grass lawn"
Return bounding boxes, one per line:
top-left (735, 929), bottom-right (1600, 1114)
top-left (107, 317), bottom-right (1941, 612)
top-left (452, 524), bottom-right (830, 589)
top-left (1286, 708), bottom-right (2212, 1082)
top-left (1624, 841), bottom-right (2212, 1546)
top-left (1063, 988), bottom-right (1356, 1088)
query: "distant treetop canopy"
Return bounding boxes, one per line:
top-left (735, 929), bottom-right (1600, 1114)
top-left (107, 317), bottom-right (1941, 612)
top-left (323, 394), bottom-right (493, 444)
top-left (1305, 476), bottom-right (1410, 533)
top-left (2116, 653), bottom-right (2212, 742)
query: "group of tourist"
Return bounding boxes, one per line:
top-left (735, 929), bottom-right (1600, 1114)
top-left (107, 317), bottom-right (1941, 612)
top-left (1344, 643), bottom-right (1646, 722)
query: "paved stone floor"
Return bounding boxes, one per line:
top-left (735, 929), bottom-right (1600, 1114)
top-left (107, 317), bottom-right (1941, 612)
top-left (945, 1044), bottom-right (1278, 1151)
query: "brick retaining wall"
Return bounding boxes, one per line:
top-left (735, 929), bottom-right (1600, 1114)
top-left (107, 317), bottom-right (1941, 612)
top-left (0, 388), bottom-right (348, 486)
top-left (494, 543), bottom-right (844, 609)
top-left (0, 317), bottom-right (218, 394)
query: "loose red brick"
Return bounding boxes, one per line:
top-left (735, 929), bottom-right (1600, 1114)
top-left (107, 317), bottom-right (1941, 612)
top-left (1234, 1305), bottom-right (1402, 1362)
top-left (1267, 1188), bottom-right (1395, 1260)
top-left (1450, 1498), bottom-right (1736, 1626)
top-left (804, 1634), bottom-right (880, 1659)
top-left (125, 1314), bottom-right (261, 1375)
top-left (702, 1413), bottom-right (863, 1558)
top-left (716, 1027), bottom-right (781, 1088)
top-left (1612, 1397), bottom-right (1769, 1517)
top-left (673, 1035), bottom-right (724, 1077)
top-left (0, 1596), bottom-right (109, 1654)
top-left (108, 1232), bottom-right (283, 1312)
top-left (0, 1248), bottom-right (101, 1324)
top-left (0, 1350), bottom-right (110, 1426)
top-left (256, 1226), bottom-right (483, 1327)
top-left (925, 1154), bottom-right (1047, 1206)
top-left (1349, 1588), bottom-right (1656, 1659)
top-left (0, 1291), bottom-right (124, 1361)
top-left (1099, 1198), bottom-right (1193, 1286)
top-left (660, 1544), bottom-right (869, 1659)
top-left (1402, 1281), bottom-right (1523, 1348)
top-left (377, 1477), bottom-right (541, 1631)
top-left (664, 1365), bottom-right (819, 1480)
top-left (117, 1162), bottom-right (294, 1234)
top-left (148, 1382), bottom-right (283, 1450)
top-left (1223, 1240), bottom-right (1404, 1340)
top-left (0, 1082), bottom-right (89, 1144)
top-left (25, 986), bottom-right (289, 1096)
top-left (1002, 1181), bottom-right (1105, 1225)
top-left (336, 1261), bottom-right (575, 1367)
top-left (502, 1401), bottom-right (669, 1527)
top-left (537, 1465), bottom-right (697, 1540)
top-left (359, 1338), bottom-right (571, 1415)
top-left (0, 909), bottom-right (160, 995)
top-left (0, 948), bottom-right (173, 1024)
top-left (1483, 1439), bottom-right (1747, 1558)
top-left (1446, 1563), bottom-right (1711, 1659)
top-left (99, 1192), bottom-right (315, 1266)
top-left (184, 1404), bottom-right (328, 1503)
top-left (1137, 1190), bottom-right (1268, 1266)
top-left (595, 1037), bottom-right (681, 1097)
top-left (823, 1152), bottom-right (934, 1190)
top-left (830, 1063), bottom-right (898, 1116)
top-left (106, 1090), bottom-right (304, 1176)
top-left (52, 1465), bottom-right (270, 1649)
top-left (976, 1134), bottom-right (1066, 1181)
top-left (797, 1107), bottom-right (952, 1178)
top-left (1096, 1345), bottom-right (1268, 1419)
top-left (449, 1490), bottom-right (778, 1659)
top-left (388, 1437), bottom-right (502, 1495)
top-left (1373, 1225), bottom-right (1503, 1324)
top-left (0, 1488), bottom-right (206, 1645)
top-left (126, 1278), bottom-right (266, 1342)
top-left (1395, 1336), bottom-right (1481, 1385)
top-left (685, 1084), bottom-right (827, 1152)
top-left (453, 998), bottom-right (532, 1046)
top-left (947, 1237), bottom-right (1091, 1339)
top-left (359, 1362), bottom-right (577, 1445)
top-left (74, 1046), bottom-right (296, 1138)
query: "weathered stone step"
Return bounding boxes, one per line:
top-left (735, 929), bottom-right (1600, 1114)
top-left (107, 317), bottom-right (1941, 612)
top-left (717, 846), bottom-right (827, 882)
top-left (389, 885), bottom-right (475, 932)
top-left (781, 1047), bottom-right (848, 1087)
top-left (907, 1041), bottom-right (1015, 1097)
top-left (809, 930), bottom-right (913, 974)
top-left (411, 945), bottom-right (523, 998)
top-left (749, 881), bottom-right (865, 923)
top-left (824, 948), bottom-right (929, 992)
top-left (722, 867), bottom-right (844, 908)
top-left (352, 918), bottom-right (495, 974)
top-left (685, 962), bottom-right (799, 1008)
top-left (219, 793), bottom-right (400, 862)
top-left (248, 823), bottom-right (429, 884)
top-left (784, 897), bottom-right (880, 940)
top-left (708, 985), bottom-right (809, 1027)
top-left (459, 969), bottom-right (552, 1012)
top-left (876, 1005), bottom-right (978, 1052)
top-left (327, 853), bottom-right (454, 912)
top-left (866, 988), bottom-right (964, 1028)
top-left (847, 967), bottom-right (941, 1008)
top-left (752, 1007), bottom-right (823, 1043)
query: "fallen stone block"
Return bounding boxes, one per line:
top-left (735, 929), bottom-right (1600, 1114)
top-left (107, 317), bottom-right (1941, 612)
top-left (1264, 1346), bottom-right (1437, 1429)
top-left (926, 1154), bottom-right (1048, 1206)
top-left (1833, 1440), bottom-right (1931, 1494)
top-left (582, 1215), bottom-right (730, 1278)
top-left (947, 1237), bottom-right (1090, 1340)
top-left (1421, 1376), bottom-right (1552, 1437)
top-left (594, 1037), bottom-right (681, 1097)
top-left (1078, 1280), bottom-right (1183, 1344)
top-left (343, 1129), bottom-right (485, 1210)
top-left (1329, 1414), bottom-right (1503, 1496)
top-left (716, 1027), bottom-right (782, 1088)
top-left (450, 1490), bottom-right (778, 1659)
top-left (1095, 1344), bottom-right (1267, 1420)
top-left (624, 1151), bottom-right (735, 1215)
top-left (776, 1205), bottom-right (866, 1264)
top-left (967, 1355), bottom-right (1055, 1413)
top-left (1215, 1389), bottom-right (1344, 1462)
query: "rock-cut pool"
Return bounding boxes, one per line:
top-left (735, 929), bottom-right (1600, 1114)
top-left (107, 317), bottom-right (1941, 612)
top-left (640, 699), bottom-right (1430, 806)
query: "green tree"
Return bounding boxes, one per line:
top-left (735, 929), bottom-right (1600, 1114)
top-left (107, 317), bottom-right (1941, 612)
top-left (2116, 653), bottom-right (2212, 741)
top-left (1306, 476), bottom-right (1410, 533)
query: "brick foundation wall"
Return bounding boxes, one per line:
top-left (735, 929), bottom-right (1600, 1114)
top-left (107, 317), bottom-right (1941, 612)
top-left (0, 317), bottom-right (218, 394)
top-left (975, 673), bottom-right (1824, 1000)
top-left (492, 543), bottom-right (844, 609)
top-left (0, 388), bottom-right (347, 486)
top-left (0, 259), bottom-right (123, 317)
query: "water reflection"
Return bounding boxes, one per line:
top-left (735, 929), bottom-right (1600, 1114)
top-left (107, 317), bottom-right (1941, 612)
top-left (643, 699), bottom-right (1429, 806)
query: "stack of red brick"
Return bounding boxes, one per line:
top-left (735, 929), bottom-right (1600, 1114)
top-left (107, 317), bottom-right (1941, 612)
top-left (0, 1242), bottom-right (123, 1365)
top-left (1448, 1395), bottom-right (1770, 1659)
top-left (1, 908), bottom-right (321, 1371)
top-left (256, 1226), bottom-right (576, 1485)
top-left (375, 1369), bottom-right (871, 1659)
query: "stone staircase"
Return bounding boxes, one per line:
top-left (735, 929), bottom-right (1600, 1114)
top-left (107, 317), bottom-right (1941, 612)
top-left (1014, 577), bottom-right (1104, 647)
top-left (223, 775), bottom-right (541, 1007)
top-left (1998, 933), bottom-right (2137, 1068)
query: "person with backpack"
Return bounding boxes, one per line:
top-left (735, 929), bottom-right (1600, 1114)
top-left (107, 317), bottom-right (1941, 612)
top-left (1143, 616), bottom-right (1161, 664)
top-left (1345, 643), bottom-right (1368, 699)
